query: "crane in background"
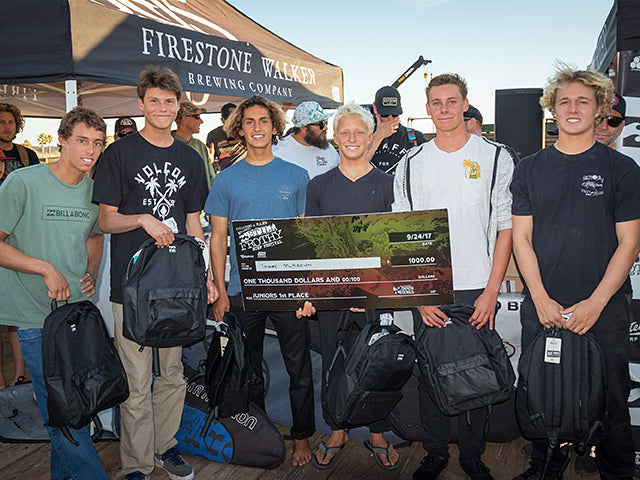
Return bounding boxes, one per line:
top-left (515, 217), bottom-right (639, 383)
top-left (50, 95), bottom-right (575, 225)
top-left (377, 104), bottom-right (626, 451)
top-left (391, 55), bottom-right (432, 89)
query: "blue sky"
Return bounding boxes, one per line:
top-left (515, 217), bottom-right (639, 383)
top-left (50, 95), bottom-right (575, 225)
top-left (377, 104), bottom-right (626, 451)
top-left (16, 0), bottom-right (614, 144)
top-left (229, 0), bottom-right (614, 132)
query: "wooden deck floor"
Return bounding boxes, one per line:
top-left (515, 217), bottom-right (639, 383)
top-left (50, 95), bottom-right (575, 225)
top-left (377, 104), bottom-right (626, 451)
top-left (0, 326), bottom-right (599, 480)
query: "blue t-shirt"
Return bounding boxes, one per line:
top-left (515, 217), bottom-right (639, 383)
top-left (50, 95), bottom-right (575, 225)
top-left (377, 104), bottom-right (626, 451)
top-left (205, 157), bottom-right (309, 295)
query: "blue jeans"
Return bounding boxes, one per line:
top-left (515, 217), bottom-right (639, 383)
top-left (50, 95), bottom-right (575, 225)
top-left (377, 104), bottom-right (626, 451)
top-left (17, 328), bottom-right (110, 480)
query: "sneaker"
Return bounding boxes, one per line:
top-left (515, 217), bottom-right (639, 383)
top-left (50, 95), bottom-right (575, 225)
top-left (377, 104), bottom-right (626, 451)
top-left (460, 459), bottom-right (494, 480)
top-left (413, 454), bottom-right (448, 480)
top-left (154, 447), bottom-right (194, 480)
top-left (125, 472), bottom-right (149, 480)
top-left (512, 464), bottom-right (563, 480)
top-left (574, 447), bottom-right (597, 476)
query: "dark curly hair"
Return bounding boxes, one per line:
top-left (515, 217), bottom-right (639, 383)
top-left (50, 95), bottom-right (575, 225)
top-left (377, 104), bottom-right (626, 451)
top-left (224, 95), bottom-right (287, 145)
top-left (0, 103), bottom-right (25, 133)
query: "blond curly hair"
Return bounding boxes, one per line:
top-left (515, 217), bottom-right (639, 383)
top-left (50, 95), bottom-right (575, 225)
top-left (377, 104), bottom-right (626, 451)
top-left (540, 68), bottom-right (614, 118)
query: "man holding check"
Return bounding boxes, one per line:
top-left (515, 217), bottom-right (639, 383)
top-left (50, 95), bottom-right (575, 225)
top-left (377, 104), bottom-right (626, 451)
top-left (299, 102), bottom-right (398, 470)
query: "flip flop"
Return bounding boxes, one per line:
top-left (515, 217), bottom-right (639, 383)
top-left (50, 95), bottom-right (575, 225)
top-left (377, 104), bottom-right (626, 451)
top-left (363, 439), bottom-right (400, 470)
top-left (311, 441), bottom-right (345, 469)
top-left (10, 376), bottom-right (25, 386)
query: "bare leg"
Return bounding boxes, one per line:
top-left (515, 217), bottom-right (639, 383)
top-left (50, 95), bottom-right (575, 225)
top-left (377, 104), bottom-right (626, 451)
top-left (8, 327), bottom-right (25, 384)
top-left (314, 429), bottom-right (348, 466)
top-left (369, 432), bottom-right (399, 467)
top-left (292, 438), bottom-right (313, 466)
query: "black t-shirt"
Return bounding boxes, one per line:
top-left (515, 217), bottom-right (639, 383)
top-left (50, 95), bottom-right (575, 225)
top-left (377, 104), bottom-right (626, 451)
top-left (306, 166), bottom-right (394, 216)
top-left (92, 132), bottom-right (208, 303)
top-left (1, 144), bottom-right (39, 177)
top-left (511, 142), bottom-right (640, 306)
top-left (370, 124), bottom-right (426, 175)
top-left (206, 125), bottom-right (245, 171)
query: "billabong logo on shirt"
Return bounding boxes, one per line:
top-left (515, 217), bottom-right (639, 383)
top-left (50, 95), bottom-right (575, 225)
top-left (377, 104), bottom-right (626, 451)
top-left (462, 159), bottom-right (481, 179)
top-left (42, 205), bottom-right (91, 221)
top-left (580, 174), bottom-right (604, 197)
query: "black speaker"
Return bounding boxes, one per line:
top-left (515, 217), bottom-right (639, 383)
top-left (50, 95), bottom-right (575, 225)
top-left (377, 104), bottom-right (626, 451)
top-left (495, 88), bottom-right (544, 159)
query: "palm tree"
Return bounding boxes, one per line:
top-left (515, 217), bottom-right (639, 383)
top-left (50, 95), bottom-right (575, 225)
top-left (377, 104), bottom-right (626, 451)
top-left (462, 159), bottom-right (480, 179)
top-left (37, 133), bottom-right (47, 157)
top-left (45, 134), bottom-right (54, 156)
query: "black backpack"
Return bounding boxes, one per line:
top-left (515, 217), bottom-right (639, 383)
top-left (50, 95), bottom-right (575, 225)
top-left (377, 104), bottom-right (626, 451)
top-left (324, 309), bottom-right (416, 429)
top-left (415, 304), bottom-right (515, 416)
top-left (516, 327), bottom-right (607, 476)
top-left (202, 312), bottom-right (254, 427)
top-left (122, 234), bottom-right (207, 348)
top-left (42, 300), bottom-right (129, 445)
top-left (390, 364), bottom-right (521, 444)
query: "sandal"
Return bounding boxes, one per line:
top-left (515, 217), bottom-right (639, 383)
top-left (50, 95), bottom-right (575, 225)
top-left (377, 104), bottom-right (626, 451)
top-left (9, 376), bottom-right (25, 387)
top-left (311, 441), bottom-right (346, 469)
top-left (364, 439), bottom-right (400, 470)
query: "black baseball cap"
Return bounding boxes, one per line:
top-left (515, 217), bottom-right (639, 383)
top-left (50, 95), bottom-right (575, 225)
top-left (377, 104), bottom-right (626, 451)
top-left (611, 93), bottom-right (626, 117)
top-left (374, 86), bottom-right (402, 116)
top-left (114, 117), bottom-right (137, 136)
top-left (464, 105), bottom-right (483, 124)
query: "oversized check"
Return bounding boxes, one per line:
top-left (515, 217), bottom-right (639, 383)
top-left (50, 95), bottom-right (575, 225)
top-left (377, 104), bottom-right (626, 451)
top-left (232, 210), bottom-right (453, 311)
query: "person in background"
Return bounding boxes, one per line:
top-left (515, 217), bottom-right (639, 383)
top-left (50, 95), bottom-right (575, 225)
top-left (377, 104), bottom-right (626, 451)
top-left (368, 86), bottom-right (426, 174)
top-left (0, 102), bottom-right (39, 390)
top-left (0, 103), bottom-right (39, 176)
top-left (594, 92), bottom-right (626, 149)
top-left (273, 101), bottom-right (339, 179)
top-left (463, 105), bottom-right (484, 137)
top-left (206, 102), bottom-right (246, 172)
top-left (114, 116), bottom-right (138, 141)
top-left (173, 102), bottom-right (216, 190)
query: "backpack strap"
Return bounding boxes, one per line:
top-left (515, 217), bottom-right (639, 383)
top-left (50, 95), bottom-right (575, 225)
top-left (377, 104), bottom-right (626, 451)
top-left (406, 128), bottom-right (418, 147)
top-left (401, 146), bottom-right (425, 211)
top-left (335, 309), bottom-right (356, 346)
top-left (488, 145), bottom-right (501, 220)
top-left (485, 145), bottom-right (501, 256)
top-left (16, 144), bottom-right (30, 168)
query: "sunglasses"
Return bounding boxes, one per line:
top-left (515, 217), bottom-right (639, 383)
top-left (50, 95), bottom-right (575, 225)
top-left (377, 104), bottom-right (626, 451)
top-left (308, 120), bottom-right (327, 129)
top-left (601, 115), bottom-right (625, 128)
top-left (185, 114), bottom-right (202, 120)
top-left (116, 130), bottom-right (135, 139)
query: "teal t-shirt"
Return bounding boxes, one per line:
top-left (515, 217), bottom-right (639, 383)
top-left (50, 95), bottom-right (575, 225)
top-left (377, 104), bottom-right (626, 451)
top-left (0, 164), bottom-right (100, 328)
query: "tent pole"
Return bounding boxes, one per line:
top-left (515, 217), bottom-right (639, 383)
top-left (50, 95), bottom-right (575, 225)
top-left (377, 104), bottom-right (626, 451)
top-left (65, 80), bottom-right (78, 112)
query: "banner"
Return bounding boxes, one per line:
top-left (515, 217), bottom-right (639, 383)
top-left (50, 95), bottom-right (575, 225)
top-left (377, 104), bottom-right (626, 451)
top-left (232, 210), bottom-right (453, 311)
